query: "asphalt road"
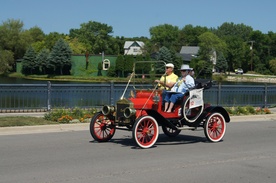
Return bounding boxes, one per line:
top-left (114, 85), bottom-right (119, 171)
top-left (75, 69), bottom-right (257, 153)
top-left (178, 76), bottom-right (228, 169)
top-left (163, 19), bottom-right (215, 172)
top-left (0, 120), bottom-right (276, 183)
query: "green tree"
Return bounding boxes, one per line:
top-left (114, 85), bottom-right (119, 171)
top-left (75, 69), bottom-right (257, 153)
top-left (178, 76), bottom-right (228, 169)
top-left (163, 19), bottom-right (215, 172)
top-left (215, 53), bottom-right (228, 73)
top-left (198, 32), bottom-right (227, 61)
top-left (0, 19), bottom-right (32, 68)
top-left (115, 55), bottom-right (125, 77)
top-left (124, 55), bottom-right (135, 76)
top-left (215, 22), bottom-right (253, 72)
top-left (0, 49), bottom-right (14, 74)
top-left (27, 26), bottom-right (45, 42)
top-left (48, 38), bottom-right (72, 75)
top-left (179, 24), bottom-right (209, 46)
top-left (22, 46), bottom-right (37, 75)
top-left (36, 48), bottom-right (49, 74)
top-left (149, 24), bottom-right (180, 52)
top-left (69, 21), bottom-right (113, 55)
top-left (64, 36), bottom-right (86, 54)
top-left (44, 32), bottom-right (66, 50)
top-left (156, 46), bottom-right (172, 74)
top-left (269, 59), bottom-right (276, 74)
top-left (215, 22), bottom-right (253, 41)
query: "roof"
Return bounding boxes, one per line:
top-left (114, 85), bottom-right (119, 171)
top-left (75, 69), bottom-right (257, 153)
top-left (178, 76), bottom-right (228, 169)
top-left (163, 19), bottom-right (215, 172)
top-left (180, 46), bottom-right (199, 55)
top-left (124, 41), bottom-right (145, 49)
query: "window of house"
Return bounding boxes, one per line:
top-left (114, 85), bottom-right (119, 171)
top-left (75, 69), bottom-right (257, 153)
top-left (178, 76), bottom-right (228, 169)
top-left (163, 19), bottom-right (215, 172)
top-left (102, 59), bottom-right (110, 70)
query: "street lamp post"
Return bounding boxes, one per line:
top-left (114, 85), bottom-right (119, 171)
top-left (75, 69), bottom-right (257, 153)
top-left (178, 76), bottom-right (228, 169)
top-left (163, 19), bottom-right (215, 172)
top-left (102, 51), bottom-right (104, 62)
top-left (248, 41), bottom-right (255, 71)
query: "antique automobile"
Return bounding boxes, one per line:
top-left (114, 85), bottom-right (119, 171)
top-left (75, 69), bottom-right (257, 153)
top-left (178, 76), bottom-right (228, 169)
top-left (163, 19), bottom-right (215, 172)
top-left (90, 61), bottom-right (230, 149)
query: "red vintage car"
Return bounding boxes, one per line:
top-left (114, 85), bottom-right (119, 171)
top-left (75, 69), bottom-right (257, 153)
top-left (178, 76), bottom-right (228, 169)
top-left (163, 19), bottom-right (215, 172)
top-left (90, 61), bottom-right (230, 148)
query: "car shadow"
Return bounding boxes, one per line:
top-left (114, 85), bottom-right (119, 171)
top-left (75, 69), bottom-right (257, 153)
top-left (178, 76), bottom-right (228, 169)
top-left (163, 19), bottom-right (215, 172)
top-left (89, 133), bottom-right (207, 149)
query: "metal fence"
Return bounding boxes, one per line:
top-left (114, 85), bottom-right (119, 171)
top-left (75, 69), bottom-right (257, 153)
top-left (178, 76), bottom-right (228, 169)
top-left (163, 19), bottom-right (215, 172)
top-left (1, 82), bottom-right (276, 112)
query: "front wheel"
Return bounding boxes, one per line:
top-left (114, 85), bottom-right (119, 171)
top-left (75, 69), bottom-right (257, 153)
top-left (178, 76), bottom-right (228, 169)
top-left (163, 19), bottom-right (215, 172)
top-left (132, 116), bottom-right (159, 149)
top-left (204, 112), bottom-right (226, 142)
top-left (90, 112), bottom-right (116, 142)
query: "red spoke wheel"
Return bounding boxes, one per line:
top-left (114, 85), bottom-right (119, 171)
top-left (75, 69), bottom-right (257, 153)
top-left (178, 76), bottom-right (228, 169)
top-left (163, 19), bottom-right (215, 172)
top-left (132, 116), bottom-right (159, 149)
top-left (204, 112), bottom-right (226, 142)
top-left (162, 125), bottom-right (181, 137)
top-left (90, 112), bottom-right (116, 142)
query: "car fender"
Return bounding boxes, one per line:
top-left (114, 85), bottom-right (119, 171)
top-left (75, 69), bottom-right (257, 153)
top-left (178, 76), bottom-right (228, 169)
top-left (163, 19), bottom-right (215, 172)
top-left (202, 106), bottom-right (230, 122)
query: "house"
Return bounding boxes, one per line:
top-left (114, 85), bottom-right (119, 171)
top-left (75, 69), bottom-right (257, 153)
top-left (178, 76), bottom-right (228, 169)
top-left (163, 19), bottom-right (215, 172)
top-left (124, 41), bottom-right (145, 55)
top-left (179, 46), bottom-right (217, 72)
top-left (179, 46), bottom-right (200, 62)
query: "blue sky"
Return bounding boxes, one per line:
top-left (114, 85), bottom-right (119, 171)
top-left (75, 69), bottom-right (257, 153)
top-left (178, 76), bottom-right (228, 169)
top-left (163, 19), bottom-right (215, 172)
top-left (1, 0), bottom-right (275, 38)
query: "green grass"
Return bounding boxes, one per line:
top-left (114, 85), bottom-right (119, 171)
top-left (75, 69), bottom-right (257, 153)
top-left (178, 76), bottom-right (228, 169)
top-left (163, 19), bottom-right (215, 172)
top-left (0, 116), bottom-right (59, 127)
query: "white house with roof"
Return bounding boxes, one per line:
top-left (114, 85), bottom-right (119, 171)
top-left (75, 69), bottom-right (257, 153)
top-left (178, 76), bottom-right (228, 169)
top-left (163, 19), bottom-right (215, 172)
top-left (179, 46), bottom-right (200, 61)
top-left (124, 41), bottom-right (145, 55)
top-left (179, 46), bottom-right (217, 72)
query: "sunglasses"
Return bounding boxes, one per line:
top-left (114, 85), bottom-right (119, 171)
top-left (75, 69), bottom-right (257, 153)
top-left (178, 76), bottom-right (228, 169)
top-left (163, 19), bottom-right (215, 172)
top-left (166, 67), bottom-right (172, 69)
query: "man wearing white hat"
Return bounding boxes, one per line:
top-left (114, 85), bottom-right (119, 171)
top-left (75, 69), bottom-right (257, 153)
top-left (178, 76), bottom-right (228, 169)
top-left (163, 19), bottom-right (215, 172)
top-left (155, 63), bottom-right (178, 90)
top-left (164, 64), bottom-right (195, 112)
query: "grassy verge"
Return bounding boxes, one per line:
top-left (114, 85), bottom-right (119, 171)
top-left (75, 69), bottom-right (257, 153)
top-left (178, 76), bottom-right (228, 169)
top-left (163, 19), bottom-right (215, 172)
top-left (0, 106), bottom-right (273, 128)
top-left (0, 116), bottom-right (59, 127)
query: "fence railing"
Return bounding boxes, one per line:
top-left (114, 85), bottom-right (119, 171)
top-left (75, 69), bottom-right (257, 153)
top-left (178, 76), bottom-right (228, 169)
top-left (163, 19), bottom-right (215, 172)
top-left (1, 82), bottom-right (276, 112)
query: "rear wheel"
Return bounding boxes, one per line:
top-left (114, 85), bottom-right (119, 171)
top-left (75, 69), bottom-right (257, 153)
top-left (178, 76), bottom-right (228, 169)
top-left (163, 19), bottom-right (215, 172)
top-left (90, 112), bottom-right (116, 142)
top-left (162, 125), bottom-right (181, 137)
top-left (132, 116), bottom-right (159, 149)
top-left (204, 112), bottom-right (226, 142)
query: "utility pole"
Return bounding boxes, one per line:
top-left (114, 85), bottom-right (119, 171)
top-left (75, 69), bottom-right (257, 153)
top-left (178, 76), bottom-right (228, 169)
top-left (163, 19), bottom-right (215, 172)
top-left (248, 41), bottom-right (255, 71)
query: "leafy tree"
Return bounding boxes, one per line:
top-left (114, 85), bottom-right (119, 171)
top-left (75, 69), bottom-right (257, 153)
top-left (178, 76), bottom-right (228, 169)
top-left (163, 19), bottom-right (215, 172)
top-left (267, 32), bottom-right (276, 57)
top-left (198, 32), bottom-right (227, 61)
top-left (106, 65), bottom-right (116, 77)
top-left (22, 46), bottom-right (37, 74)
top-left (215, 53), bottom-right (228, 73)
top-left (215, 22), bottom-right (253, 41)
top-left (27, 26), bottom-right (45, 42)
top-left (158, 46), bottom-right (172, 62)
top-left (195, 60), bottom-right (213, 79)
top-left (36, 48), bottom-right (49, 74)
top-left (124, 55), bottom-right (135, 76)
top-left (179, 24), bottom-right (209, 46)
top-left (0, 49), bottom-right (14, 74)
top-left (48, 38), bottom-right (72, 75)
top-left (44, 32), bottom-right (66, 50)
top-left (97, 62), bottom-right (102, 76)
top-left (115, 55), bottom-right (124, 77)
top-left (69, 21), bottom-right (113, 54)
top-left (149, 24), bottom-right (180, 52)
top-left (269, 59), bottom-right (276, 74)
top-left (224, 37), bottom-right (247, 72)
top-left (0, 19), bottom-right (32, 68)
top-left (156, 46), bottom-right (172, 74)
top-left (64, 36), bottom-right (86, 54)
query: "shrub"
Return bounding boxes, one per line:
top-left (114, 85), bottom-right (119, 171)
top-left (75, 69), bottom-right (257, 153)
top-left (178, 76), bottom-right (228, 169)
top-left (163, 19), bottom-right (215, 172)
top-left (44, 107), bottom-right (98, 123)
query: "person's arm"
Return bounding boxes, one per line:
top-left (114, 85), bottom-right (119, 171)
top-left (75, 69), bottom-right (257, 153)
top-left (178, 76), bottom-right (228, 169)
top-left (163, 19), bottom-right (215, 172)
top-left (185, 76), bottom-right (195, 89)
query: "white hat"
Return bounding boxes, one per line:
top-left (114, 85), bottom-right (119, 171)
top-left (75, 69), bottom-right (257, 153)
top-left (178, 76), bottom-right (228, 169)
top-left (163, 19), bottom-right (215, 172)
top-left (165, 63), bottom-right (174, 68)
top-left (179, 64), bottom-right (191, 70)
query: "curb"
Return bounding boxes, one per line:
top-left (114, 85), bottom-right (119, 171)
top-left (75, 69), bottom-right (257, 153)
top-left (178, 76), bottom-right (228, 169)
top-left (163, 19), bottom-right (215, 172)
top-left (1, 113), bottom-right (276, 136)
top-left (0, 123), bottom-right (89, 136)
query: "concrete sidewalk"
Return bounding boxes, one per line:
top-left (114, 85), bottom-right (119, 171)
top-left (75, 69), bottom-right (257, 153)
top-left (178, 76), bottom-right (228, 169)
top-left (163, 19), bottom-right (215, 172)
top-left (1, 111), bottom-right (276, 136)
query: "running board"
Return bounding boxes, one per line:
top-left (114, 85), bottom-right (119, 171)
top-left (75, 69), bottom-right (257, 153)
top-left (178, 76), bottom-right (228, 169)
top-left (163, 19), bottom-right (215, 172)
top-left (176, 126), bottom-right (203, 131)
top-left (116, 126), bottom-right (132, 131)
